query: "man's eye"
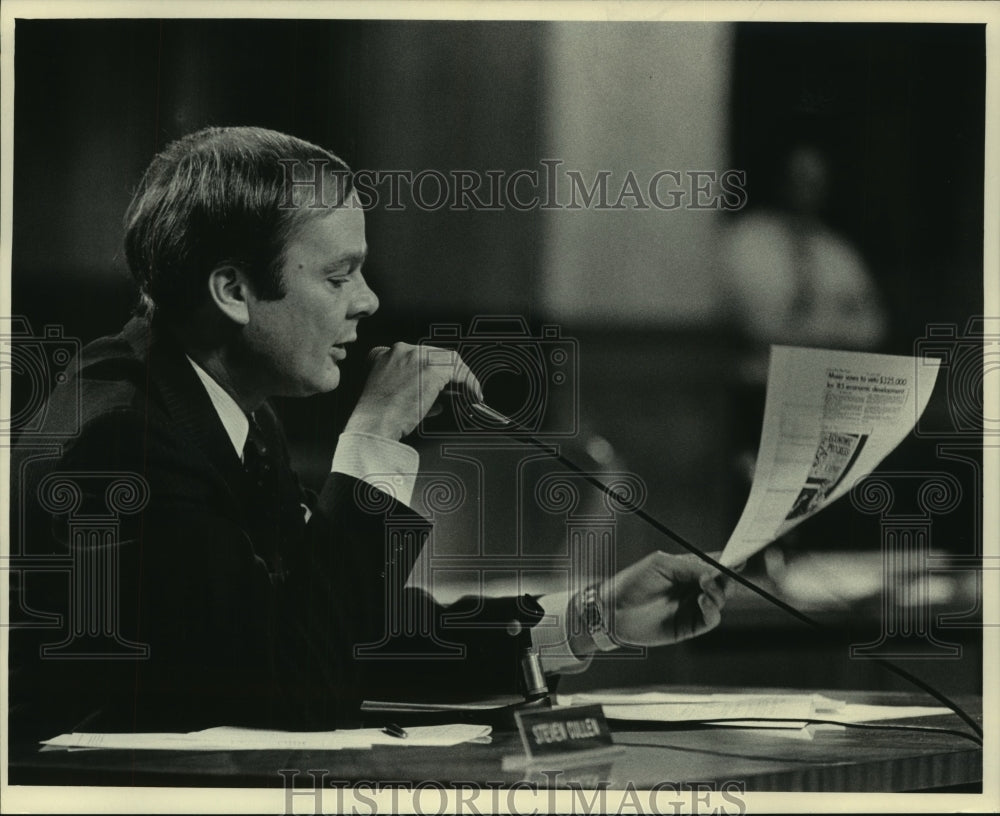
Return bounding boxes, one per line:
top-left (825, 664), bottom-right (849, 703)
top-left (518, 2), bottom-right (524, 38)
top-left (327, 278), bottom-right (348, 289)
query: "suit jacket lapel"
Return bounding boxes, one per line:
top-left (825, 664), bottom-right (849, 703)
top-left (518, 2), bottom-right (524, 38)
top-left (121, 316), bottom-right (248, 501)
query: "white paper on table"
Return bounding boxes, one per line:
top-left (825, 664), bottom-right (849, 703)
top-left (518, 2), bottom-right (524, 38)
top-left (362, 695), bottom-right (523, 713)
top-left (558, 691), bottom-right (954, 731)
top-left (721, 346), bottom-right (941, 567)
top-left (40, 723), bottom-right (491, 752)
top-left (702, 702), bottom-right (953, 734)
top-left (559, 692), bottom-right (716, 706)
top-left (365, 724), bottom-right (492, 746)
top-left (830, 704), bottom-right (953, 722)
top-left (557, 692), bottom-right (818, 728)
top-left (559, 691), bottom-right (842, 709)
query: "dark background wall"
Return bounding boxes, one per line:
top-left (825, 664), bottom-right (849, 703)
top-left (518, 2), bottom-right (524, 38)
top-left (12, 19), bottom-right (548, 333)
top-left (729, 23), bottom-right (984, 352)
top-left (10, 19), bottom-right (986, 696)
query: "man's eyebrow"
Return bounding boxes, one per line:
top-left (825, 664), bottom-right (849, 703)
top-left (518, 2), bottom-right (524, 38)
top-left (320, 249), bottom-right (368, 274)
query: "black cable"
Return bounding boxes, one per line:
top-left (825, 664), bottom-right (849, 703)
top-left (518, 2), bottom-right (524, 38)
top-left (507, 431), bottom-right (984, 746)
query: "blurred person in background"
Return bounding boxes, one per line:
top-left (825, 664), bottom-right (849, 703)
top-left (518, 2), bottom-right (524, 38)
top-left (721, 142), bottom-right (886, 377)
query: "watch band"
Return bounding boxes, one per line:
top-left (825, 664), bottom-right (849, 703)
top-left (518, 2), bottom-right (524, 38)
top-left (580, 584), bottom-right (617, 652)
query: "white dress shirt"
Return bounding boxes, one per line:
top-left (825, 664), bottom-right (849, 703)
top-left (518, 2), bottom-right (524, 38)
top-left (187, 357), bottom-right (588, 674)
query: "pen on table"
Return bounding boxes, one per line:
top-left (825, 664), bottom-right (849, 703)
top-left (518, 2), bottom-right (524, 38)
top-left (383, 723), bottom-right (408, 739)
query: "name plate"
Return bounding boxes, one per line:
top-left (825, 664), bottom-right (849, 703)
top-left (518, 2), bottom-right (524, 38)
top-left (514, 704), bottom-right (614, 762)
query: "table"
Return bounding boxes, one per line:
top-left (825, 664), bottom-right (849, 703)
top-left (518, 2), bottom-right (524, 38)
top-left (7, 688), bottom-right (982, 793)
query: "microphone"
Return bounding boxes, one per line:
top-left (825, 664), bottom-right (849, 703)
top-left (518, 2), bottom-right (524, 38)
top-left (366, 346), bottom-right (513, 427)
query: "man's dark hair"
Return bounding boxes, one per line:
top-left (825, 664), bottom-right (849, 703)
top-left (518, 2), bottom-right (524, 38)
top-left (124, 126), bottom-right (354, 319)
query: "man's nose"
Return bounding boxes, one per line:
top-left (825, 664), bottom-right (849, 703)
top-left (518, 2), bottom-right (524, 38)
top-left (350, 278), bottom-right (380, 318)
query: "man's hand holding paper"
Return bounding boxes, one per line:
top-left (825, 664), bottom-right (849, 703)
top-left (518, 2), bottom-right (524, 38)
top-left (577, 551), bottom-right (733, 655)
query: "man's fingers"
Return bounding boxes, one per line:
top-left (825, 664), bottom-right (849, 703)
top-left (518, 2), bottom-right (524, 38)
top-left (698, 574), bottom-right (727, 608)
top-left (449, 355), bottom-right (483, 401)
top-left (698, 592), bottom-right (722, 630)
top-left (647, 551), bottom-right (723, 586)
top-left (646, 551), bottom-right (701, 583)
top-left (417, 345), bottom-right (483, 401)
top-left (722, 576), bottom-right (738, 600)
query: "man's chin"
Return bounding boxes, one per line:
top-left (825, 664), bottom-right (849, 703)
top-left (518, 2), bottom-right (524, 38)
top-left (310, 371), bottom-right (342, 395)
top-left (283, 372), bottom-right (341, 398)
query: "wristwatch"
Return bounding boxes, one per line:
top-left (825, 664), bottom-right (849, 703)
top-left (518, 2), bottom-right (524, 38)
top-left (579, 584), bottom-right (617, 652)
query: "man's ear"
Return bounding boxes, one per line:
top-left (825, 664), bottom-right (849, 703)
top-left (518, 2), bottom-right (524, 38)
top-left (207, 265), bottom-right (251, 326)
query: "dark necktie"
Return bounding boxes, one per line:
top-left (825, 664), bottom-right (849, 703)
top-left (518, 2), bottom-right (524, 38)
top-left (243, 415), bottom-right (275, 495)
top-left (243, 414), bottom-right (284, 570)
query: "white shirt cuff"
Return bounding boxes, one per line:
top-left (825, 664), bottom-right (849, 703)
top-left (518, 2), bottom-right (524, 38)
top-left (332, 431), bottom-right (420, 508)
top-left (532, 590), bottom-right (593, 675)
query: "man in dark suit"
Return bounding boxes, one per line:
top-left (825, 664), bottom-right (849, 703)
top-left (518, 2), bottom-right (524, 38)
top-left (10, 127), bottom-right (729, 743)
